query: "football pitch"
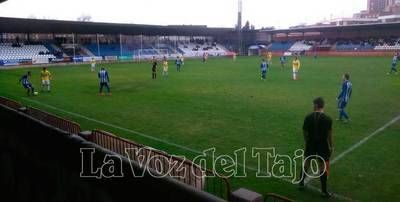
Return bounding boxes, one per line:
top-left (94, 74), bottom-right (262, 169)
top-left (0, 56), bottom-right (399, 202)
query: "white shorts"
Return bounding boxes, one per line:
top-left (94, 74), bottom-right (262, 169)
top-left (91, 64), bottom-right (96, 68)
top-left (42, 80), bottom-right (50, 85)
top-left (293, 69), bottom-right (298, 73)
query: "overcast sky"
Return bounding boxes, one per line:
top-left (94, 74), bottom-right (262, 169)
top-left (0, 0), bottom-right (366, 28)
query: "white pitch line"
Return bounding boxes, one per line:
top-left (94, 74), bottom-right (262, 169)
top-left (21, 97), bottom-right (355, 201)
top-left (21, 97), bottom-right (204, 155)
top-left (331, 114), bottom-right (400, 165)
top-left (304, 114), bottom-right (400, 185)
top-left (237, 163), bottom-right (355, 201)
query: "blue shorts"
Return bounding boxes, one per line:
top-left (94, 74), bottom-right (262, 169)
top-left (338, 100), bottom-right (347, 109)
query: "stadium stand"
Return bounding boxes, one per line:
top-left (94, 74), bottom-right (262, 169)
top-left (268, 41), bottom-right (295, 52)
top-left (178, 43), bottom-right (228, 57)
top-left (289, 41), bottom-right (313, 52)
top-left (85, 43), bottom-right (176, 57)
top-left (0, 43), bottom-right (56, 61)
top-left (334, 39), bottom-right (375, 51)
top-left (269, 38), bottom-right (400, 52)
top-left (86, 43), bottom-right (121, 56)
top-left (374, 38), bottom-right (400, 50)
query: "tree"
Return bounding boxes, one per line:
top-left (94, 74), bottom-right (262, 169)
top-left (242, 20), bottom-right (250, 30)
top-left (77, 15), bottom-right (92, 22)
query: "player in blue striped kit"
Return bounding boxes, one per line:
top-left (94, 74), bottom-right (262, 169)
top-left (279, 55), bottom-right (286, 69)
top-left (337, 73), bottom-right (352, 123)
top-left (260, 59), bottom-right (268, 80)
top-left (19, 71), bottom-right (35, 96)
top-left (387, 54), bottom-right (398, 75)
top-left (98, 68), bottom-right (111, 96)
top-left (175, 56), bottom-right (182, 72)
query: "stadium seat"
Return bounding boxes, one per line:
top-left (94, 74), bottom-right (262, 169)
top-left (0, 43), bottom-right (56, 61)
top-left (289, 41), bottom-right (312, 52)
top-left (268, 42), bottom-right (295, 52)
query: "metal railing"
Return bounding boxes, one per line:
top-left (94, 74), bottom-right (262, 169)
top-left (88, 130), bottom-right (231, 200)
top-left (0, 96), bottom-right (23, 110)
top-left (26, 107), bottom-right (81, 134)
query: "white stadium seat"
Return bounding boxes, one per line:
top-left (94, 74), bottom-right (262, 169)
top-left (0, 44), bottom-right (56, 61)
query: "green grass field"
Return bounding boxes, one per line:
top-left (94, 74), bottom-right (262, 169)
top-left (0, 56), bottom-right (399, 202)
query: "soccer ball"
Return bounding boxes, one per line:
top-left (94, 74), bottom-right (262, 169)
top-left (33, 92), bottom-right (39, 96)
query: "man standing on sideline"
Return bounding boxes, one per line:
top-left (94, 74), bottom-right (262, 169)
top-left (299, 97), bottom-right (333, 198)
top-left (387, 53), bottom-right (398, 75)
top-left (260, 59), bottom-right (268, 80)
top-left (337, 73), bottom-right (352, 123)
top-left (98, 67), bottom-right (111, 96)
top-left (19, 71), bottom-right (35, 96)
top-left (41, 67), bottom-right (52, 92)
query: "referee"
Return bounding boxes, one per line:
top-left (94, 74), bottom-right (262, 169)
top-left (299, 97), bottom-right (333, 198)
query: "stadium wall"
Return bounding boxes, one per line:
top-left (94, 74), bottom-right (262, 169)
top-left (0, 102), bottom-right (224, 202)
top-left (313, 51), bottom-right (397, 57)
top-left (271, 51), bottom-right (396, 57)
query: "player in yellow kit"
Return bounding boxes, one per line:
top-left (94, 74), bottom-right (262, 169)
top-left (91, 58), bottom-right (96, 72)
top-left (41, 67), bottom-right (52, 92)
top-left (292, 56), bottom-right (301, 80)
top-left (162, 59), bottom-right (169, 79)
top-left (267, 52), bottom-right (273, 65)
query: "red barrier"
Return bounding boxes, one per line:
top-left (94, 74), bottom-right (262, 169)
top-left (26, 107), bottom-right (81, 134)
top-left (89, 130), bottom-right (231, 200)
top-left (0, 96), bottom-right (23, 110)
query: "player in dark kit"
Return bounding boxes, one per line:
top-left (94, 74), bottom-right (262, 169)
top-left (152, 59), bottom-right (158, 79)
top-left (19, 71), bottom-right (35, 96)
top-left (299, 97), bottom-right (333, 198)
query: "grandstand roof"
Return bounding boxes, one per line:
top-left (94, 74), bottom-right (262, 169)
top-left (0, 17), bottom-right (234, 36)
top-left (263, 22), bottom-right (400, 34)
